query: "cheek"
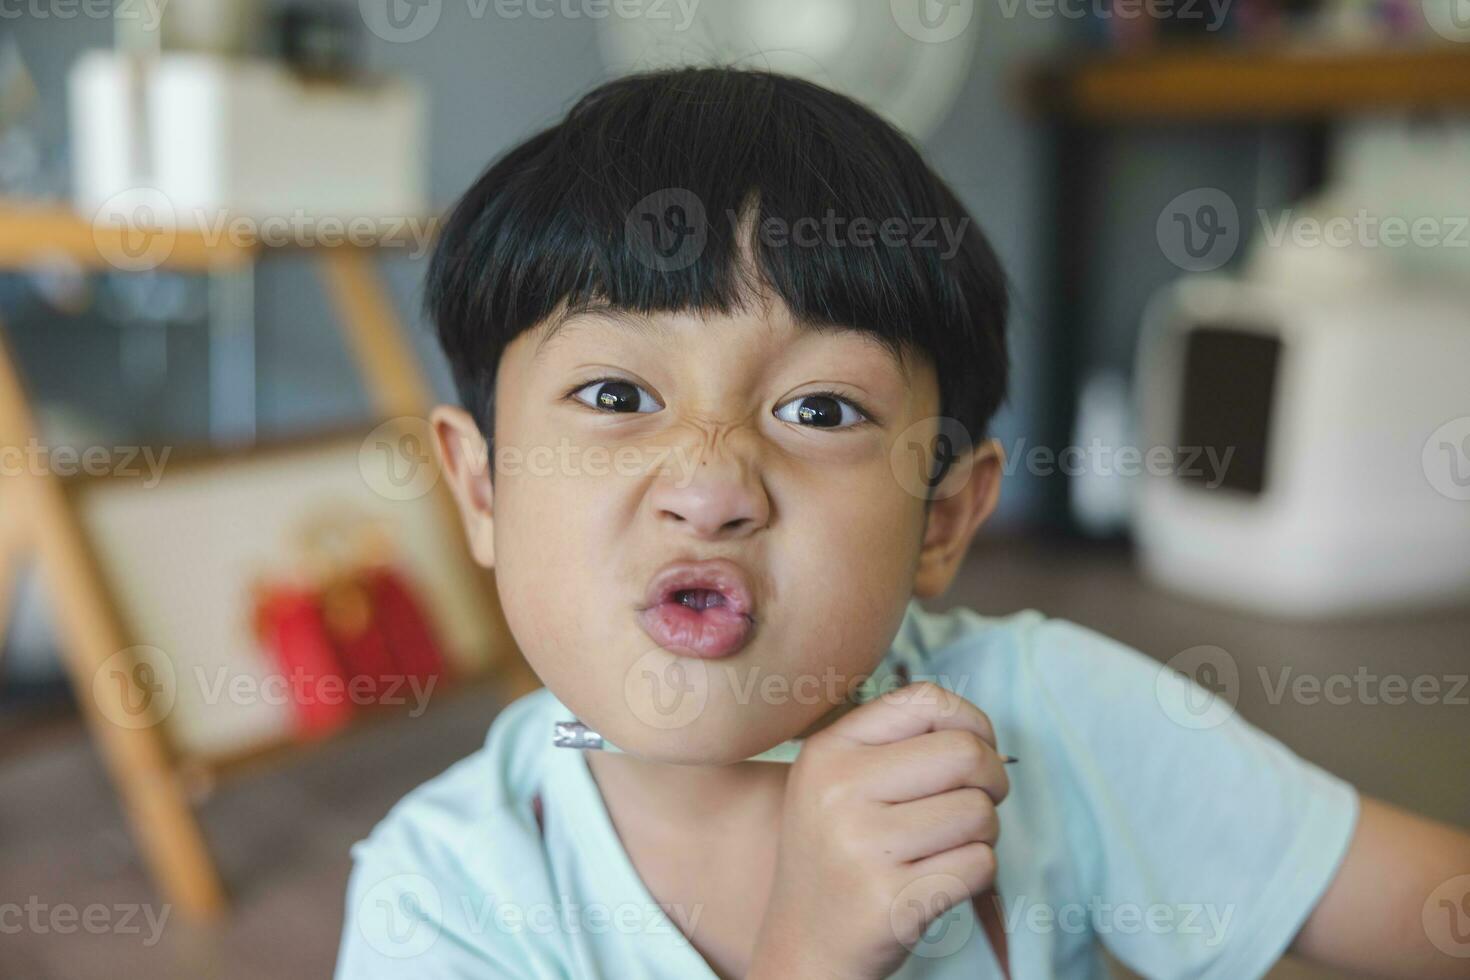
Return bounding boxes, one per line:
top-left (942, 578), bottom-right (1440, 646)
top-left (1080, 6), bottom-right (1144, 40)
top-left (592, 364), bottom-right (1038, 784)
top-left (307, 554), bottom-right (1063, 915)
top-left (773, 462), bottom-right (925, 669)
top-left (784, 455), bottom-right (926, 573)
top-left (488, 464), bottom-right (616, 676)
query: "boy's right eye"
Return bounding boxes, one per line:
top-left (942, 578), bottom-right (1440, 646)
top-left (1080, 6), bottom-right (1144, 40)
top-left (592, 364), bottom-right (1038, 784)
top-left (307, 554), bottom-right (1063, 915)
top-left (569, 378), bottom-right (663, 414)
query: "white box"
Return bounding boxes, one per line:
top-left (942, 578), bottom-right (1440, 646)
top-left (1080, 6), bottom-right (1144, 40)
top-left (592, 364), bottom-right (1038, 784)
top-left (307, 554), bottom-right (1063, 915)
top-left (1134, 275), bottom-right (1470, 618)
top-left (69, 50), bottom-right (426, 224)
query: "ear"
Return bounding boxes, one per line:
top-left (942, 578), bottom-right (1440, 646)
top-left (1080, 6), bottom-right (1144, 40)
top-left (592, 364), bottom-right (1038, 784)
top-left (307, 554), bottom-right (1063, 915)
top-left (912, 438), bottom-right (1004, 599)
top-left (430, 404), bottom-right (496, 568)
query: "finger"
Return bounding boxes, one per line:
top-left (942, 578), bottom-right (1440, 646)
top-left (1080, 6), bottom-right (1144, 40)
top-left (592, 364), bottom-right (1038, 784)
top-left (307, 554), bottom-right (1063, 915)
top-left (821, 681), bottom-right (997, 752)
top-left (889, 843), bottom-right (997, 944)
top-left (874, 787), bottom-right (998, 863)
top-left (861, 728), bottom-right (1011, 805)
top-left (906, 841), bottom-right (998, 901)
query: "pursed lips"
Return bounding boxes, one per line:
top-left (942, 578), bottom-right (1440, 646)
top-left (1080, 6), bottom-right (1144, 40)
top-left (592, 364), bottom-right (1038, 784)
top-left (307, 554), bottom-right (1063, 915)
top-left (635, 558), bottom-right (758, 659)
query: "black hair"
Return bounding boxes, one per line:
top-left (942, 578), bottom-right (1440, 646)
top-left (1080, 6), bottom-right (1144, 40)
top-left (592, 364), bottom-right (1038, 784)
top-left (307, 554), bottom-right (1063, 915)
top-left (424, 66), bottom-right (1008, 492)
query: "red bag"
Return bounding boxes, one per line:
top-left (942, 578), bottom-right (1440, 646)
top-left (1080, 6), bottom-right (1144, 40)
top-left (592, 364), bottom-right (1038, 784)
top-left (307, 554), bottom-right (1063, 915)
top-left (322, 576), bottom-right (400, 702)
top-left (363, 565), bottom-right (449, 685)
top-left (252, 584), bottom-right (355, 738)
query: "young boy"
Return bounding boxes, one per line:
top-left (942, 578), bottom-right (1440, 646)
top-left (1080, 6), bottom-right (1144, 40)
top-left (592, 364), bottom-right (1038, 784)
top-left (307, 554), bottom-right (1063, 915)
top-left (334, 68), bottom-right (1470, 979)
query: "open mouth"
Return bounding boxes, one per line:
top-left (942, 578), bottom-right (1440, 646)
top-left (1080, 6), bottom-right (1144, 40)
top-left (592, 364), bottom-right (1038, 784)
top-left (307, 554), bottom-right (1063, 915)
top-left (671, 588), bottom-right (728, 612)
top-left (637, 559), bottom-right (756, 659)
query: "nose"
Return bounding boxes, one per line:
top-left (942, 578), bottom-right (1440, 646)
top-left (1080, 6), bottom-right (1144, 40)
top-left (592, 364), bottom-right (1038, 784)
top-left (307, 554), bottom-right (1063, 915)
top-left (648, 440), bottom-right (770, 540)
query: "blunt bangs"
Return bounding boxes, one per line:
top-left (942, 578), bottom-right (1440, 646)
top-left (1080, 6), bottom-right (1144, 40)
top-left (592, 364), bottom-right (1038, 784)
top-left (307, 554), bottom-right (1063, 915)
top-left (424, 66), bottom-right (1008, 460)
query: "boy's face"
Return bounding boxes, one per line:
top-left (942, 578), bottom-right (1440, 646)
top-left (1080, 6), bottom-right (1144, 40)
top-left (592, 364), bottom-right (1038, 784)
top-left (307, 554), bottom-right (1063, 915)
top-left (434, 298), bottom-right (1001, 765)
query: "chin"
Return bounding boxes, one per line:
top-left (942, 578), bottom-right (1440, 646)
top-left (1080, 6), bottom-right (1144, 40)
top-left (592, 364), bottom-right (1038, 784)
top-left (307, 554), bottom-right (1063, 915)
top-left (607, 721), bottom-right (778, 767)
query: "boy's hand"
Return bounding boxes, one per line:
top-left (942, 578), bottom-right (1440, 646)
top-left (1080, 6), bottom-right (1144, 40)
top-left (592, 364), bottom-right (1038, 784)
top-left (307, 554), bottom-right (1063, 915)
top-left (748, 682), bottom-right (1009, 980)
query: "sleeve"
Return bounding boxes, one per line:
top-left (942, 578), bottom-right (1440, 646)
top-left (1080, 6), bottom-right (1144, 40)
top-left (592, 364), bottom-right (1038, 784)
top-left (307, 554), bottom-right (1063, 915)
top-left (1019, 617), bottom-right (1360, 980)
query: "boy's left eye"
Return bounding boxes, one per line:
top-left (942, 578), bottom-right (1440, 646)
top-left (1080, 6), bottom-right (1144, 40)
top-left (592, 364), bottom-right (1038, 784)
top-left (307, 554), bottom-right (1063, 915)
top-left (569, 378), bottom-right (663, 414)
top-left (772, 393), bottom-right (868, 429)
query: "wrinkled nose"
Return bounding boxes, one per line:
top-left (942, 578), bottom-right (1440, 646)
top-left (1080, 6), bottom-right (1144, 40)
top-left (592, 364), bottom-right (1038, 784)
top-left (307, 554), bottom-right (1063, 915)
top-left (648, 465), bottom-right (770, 540)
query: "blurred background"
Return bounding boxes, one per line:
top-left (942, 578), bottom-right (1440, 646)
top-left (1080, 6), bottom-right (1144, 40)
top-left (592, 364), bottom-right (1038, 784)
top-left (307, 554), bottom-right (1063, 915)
top-left (1, 1), bottom-right (1469, 977)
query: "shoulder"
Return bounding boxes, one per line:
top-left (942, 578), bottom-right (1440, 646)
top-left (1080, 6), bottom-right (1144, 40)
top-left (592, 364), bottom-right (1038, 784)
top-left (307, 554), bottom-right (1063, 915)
top-left (336, 687), bottom-right (568, 976)
top-left (905, 601), bottom-right (1142, 700)
top-left (904, 603), bottom-right (1233, 799)
top-left (347, 686), bottom-right (560, 899)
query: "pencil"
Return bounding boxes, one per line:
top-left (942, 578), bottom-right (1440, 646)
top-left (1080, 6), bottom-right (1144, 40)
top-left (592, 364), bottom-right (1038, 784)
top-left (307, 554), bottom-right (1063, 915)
top-left (553, 720), bottom-right (1019, 766)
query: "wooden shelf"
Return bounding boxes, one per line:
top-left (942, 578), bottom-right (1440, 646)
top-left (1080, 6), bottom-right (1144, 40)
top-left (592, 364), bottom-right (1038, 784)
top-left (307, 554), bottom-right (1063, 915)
top-left (0, 198), bottom-right (486, 922)
top-left (1023, 44), bottom-right (1470, 121)
top-left (0, 199), bottom-right (440, 272)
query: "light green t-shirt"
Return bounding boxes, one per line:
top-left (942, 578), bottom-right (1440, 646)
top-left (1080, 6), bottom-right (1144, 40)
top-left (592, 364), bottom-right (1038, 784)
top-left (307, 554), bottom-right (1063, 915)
top-left (334, 599), bottom-right (1359, 979)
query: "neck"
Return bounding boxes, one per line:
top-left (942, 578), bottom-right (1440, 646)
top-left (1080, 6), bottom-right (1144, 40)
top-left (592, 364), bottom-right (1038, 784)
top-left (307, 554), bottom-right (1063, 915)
top-left (586, 748), bottom-right (790, 834)
top-left (585, 698), bottom-right (861, 832)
